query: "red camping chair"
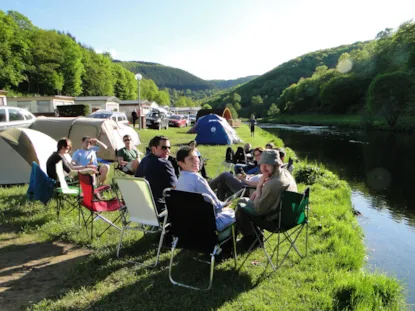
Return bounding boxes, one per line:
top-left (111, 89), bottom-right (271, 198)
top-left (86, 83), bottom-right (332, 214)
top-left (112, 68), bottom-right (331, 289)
top-left (78, 172), bottom-right (125, 239)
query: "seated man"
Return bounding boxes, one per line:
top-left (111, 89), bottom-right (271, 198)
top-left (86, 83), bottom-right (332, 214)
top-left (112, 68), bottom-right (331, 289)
top-left (117, 134), bottom-right (140, 174)
top-left (210, 148), bottom-right (263, 200)
top-left (175, 146), bottom-right (234, 231)
top-left (235, 147), bottom-right (262, 174)
top-left (72, 136), bottom-right (109, 185)
top-left (236, 149), bottom-right (297, 248)
top-left (135, 135), bottom-right (177, 212)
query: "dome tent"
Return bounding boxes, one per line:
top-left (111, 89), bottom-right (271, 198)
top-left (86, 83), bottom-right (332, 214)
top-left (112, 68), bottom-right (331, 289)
top-left (0, 128), bottom-right (57, 185)
top-left (192, 114), bottom-right (241, 145)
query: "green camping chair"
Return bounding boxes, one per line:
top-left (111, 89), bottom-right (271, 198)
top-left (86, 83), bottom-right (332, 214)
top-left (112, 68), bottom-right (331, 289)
top-left (244, 187), bottom-right (310, 270)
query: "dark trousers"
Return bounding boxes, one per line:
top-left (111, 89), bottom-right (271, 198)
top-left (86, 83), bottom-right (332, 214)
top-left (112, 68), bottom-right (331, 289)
top-left (236, 198), bottom-right (277, 236)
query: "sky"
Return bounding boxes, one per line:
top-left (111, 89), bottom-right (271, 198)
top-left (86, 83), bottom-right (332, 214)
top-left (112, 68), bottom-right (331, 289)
top-left (2, 0), bottom-right (415, 80)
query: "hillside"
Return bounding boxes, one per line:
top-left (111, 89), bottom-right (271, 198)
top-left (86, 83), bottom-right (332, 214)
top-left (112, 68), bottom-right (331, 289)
top-left (208, 75), bottom-right (259, 89)
top-left (115, 61), bottom-right (214, 91)
top-left (203, 41), bottom-right (369, 113)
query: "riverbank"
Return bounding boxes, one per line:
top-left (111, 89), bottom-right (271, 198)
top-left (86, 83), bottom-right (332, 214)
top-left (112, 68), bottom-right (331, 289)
top-left (0, 125), bottom-right (406, 310)
top-left (262, 114), bottom-right (415, 133)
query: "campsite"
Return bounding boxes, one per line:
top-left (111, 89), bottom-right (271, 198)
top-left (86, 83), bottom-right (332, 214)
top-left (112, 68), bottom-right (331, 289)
top-left (0, 122), bottom-right (406, 311)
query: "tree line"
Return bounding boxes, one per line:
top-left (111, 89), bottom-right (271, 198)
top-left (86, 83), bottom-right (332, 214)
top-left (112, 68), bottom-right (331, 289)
top-left (0, 10), bottom-right (170, 105)
top-left (205, 21), bottom-right (415, 126)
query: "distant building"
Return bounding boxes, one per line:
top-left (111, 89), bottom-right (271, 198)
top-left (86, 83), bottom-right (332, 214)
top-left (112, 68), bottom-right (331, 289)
top-left (75, 96), bottom-right (120, 113)
top-left (7, 95), bottom-right (75, 114)
top-left (0, 90), bottom-right (7, 106)
top-left (119, 99), bottom-right (154, 120)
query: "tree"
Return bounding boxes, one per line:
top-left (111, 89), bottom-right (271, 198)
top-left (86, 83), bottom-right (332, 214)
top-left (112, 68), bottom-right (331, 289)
top-left (226, 103), bottom-right (238, 119)
top-left (202, 103), bottom-right (212, 109)
top-left (155, 89), bottom-right (170, 105)
top-left (59, 34), bottom-right (83, 96)
top-left (367, 71), bottom-right (414, 126)
top-left (267, 103), bottom-right (280, 116)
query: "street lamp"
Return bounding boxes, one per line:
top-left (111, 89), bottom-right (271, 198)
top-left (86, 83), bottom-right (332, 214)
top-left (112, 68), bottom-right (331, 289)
top-left (134, 73), bottom-right (142, 102)
top-left (135, 73), bottom-right (143, 129)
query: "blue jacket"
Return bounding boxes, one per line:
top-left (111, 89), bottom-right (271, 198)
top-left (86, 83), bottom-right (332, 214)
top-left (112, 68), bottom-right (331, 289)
top-left (135, 153), bottom-right (177, 212)
top-left (27, 162), bottom-right (56, 205)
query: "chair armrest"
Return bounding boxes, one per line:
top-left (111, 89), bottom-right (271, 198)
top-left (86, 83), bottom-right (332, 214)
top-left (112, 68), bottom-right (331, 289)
top-left (158, 209), bottom-right (168, 218)
top-left (95, 185), bottom-right (111, 193)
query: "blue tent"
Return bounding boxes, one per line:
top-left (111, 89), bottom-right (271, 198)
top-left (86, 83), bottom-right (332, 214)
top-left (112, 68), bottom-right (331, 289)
top-left (194, 114), bottom-right (240, 145)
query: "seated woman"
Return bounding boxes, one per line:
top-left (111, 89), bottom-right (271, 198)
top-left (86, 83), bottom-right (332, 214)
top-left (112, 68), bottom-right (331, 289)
top-left (46, 137), bottom-right (94, 186)
top-left (188, 140), bottom-right (209, 179)
top-left (175, 146), bottom-right (234, 231)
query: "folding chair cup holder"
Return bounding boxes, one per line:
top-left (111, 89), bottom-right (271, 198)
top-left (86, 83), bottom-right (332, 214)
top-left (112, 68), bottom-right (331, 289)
top-left (243, 187), bottom-right (310, 271)
top-left (114, 177), bottom-right (168, 268)
top-left (164, 189), bottom-right (238, 291)
top-left (78, 172), bottom-right (124, 239)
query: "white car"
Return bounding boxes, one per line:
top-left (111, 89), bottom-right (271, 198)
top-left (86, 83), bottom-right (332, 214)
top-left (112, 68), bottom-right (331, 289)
top-left (0, 106), bottom-right (36, 131)
top-left (87, 110), bottom-right (129, 126)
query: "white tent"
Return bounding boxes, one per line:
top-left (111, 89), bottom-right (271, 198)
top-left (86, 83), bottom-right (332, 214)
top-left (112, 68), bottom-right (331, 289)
top-left (0, 128), bottom-right (57, 185)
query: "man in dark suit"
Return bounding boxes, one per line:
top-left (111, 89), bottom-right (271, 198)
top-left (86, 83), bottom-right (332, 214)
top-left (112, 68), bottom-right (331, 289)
top-left (135, 135), bottom-right (177, 212)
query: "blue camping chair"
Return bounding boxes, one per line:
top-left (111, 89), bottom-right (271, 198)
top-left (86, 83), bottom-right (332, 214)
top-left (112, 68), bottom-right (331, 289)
top-left (27, 162), bottom-right (56, 205)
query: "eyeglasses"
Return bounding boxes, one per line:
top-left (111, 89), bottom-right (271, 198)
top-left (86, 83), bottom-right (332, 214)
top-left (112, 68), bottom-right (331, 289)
top-left (124, 139), bottom-right (131, 142)
top-left (161, 146), bottom-right (171, 150)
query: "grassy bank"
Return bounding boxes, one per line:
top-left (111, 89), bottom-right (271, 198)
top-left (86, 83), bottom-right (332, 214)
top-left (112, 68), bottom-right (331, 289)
top-left (0, 125), bottom-right (406, 310)
top-left (263, 114), bottom-right (415, 133)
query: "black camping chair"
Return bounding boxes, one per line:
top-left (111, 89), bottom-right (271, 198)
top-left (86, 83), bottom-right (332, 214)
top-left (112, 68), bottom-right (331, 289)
top-left (233, 146), bottom-right (247, 164)
top-left (163, 189), bottom-right (237, 290)
top-left (243, 187), bottom-right (310, 270)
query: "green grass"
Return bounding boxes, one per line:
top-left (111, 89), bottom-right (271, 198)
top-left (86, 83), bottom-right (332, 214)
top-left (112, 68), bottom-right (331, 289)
top-left (0, 125), bottom-right (407, 310)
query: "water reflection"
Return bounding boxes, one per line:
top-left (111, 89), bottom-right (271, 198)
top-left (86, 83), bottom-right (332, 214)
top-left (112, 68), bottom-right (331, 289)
top-left (261, 124), bottom-right (415, 307)
top-left (262, 124), bottom-right (415, 227)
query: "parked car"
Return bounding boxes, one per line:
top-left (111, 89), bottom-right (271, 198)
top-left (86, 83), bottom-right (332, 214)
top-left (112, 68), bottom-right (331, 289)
top-left (189, 114), bottom-right (197, 125)
top-left (146, 110), bottom-right (169, 130)
top-left (0, 106), bottom-right (36, 131)
top-left (87, 110), bottom-right (129, 126)
top-left (168, 115), bottom-right (187, 128)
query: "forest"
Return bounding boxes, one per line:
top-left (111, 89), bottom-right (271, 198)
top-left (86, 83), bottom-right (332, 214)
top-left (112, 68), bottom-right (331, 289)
top-left (204, 21), bottom-right (415, 126)
top-left (0, 10), bottom-right (172, 105)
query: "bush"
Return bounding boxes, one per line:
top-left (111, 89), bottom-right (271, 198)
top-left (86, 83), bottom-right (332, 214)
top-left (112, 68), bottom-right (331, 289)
top-left (57, 104), bottom-right (90, 117)
top-left (294, 163), bottom-right (345, 189)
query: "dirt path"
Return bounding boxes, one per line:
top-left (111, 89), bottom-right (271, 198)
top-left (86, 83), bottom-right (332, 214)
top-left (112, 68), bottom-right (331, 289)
top-left (0, 228), bottom-right (91, 311)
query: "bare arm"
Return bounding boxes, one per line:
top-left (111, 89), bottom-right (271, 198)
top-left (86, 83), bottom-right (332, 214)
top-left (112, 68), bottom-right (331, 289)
top-left (91, 138), bottom-right (108, 150)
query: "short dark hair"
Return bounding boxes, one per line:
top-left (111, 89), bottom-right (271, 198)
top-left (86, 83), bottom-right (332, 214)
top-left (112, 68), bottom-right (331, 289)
top-left (57, 137), bottom-right (71, 151)
top-left (177, 146), bottom-right (195, 163)
top-left (123, 134), bottom-right (131, 140)
top-left (276, 147), bottom-right (286, 159)
top-left (82, 136), bottom-right (91, 142)
top-left (265, 142), bottom-right (275, 149)
top-left (253, 147), bottom-right (263, 155)
top-left (149, 135), bottom-right (169, 148)
top-left (188, 140), bottom-right (196, 146)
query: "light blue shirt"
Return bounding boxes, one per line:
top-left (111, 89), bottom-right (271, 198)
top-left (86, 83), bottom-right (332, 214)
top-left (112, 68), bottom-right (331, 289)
top-left (176, 171), bottom-right (235, 231)
top-left (72, 146), bottom-right (100, 166)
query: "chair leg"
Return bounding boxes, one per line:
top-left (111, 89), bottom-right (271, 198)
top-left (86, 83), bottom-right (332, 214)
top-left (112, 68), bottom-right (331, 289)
top-left (117, 225), bottom-right (126, 258)
top-left (152, 215), bottom-right (169, 268)
top-left (232, 225), bottom-right (237, 268)
top-left (252, 226), bottom-right (275, 270)
top-left (168, 237), bottom-right (217, 290)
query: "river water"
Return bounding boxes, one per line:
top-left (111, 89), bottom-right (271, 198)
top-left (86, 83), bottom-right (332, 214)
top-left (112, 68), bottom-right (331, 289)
top-left (260, 124), bottom-right (415, 308)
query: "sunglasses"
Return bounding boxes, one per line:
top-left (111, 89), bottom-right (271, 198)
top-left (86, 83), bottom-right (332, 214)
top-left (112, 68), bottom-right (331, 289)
top-left (161, 146), bottom-right (171, 150)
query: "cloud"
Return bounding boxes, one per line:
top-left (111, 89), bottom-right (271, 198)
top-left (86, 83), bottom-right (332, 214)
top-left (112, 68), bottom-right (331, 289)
top-left (95, 48), bottom-right (118, 58)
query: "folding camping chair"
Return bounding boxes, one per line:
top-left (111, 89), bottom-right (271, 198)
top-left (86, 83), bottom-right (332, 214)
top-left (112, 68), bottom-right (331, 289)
top-left (163, 189), bottom-right (237, 291)
top-left (54, 162), bottom-right (80, 219)
top-left (114, 177), bottom-right (168, 267)
top-left (78, 172), bottom-right (124, 239)
top-left (243, 187), bottom-right (310, 270)
top-left (27, 162), bottom-right (55, 205)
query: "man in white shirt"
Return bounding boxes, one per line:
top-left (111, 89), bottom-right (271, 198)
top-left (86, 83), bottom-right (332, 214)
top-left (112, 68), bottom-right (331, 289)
top-left (72, 136), bottom-right (109, 185)
top-left (175, 146), bottom-right (234, 231)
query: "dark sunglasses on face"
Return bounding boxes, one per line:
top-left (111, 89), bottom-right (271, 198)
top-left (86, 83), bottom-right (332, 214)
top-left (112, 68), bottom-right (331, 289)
top-left (161, 146), bottom-right (171, 150)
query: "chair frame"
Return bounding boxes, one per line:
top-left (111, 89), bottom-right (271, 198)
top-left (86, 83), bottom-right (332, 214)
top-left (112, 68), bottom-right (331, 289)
top-left (54, 162), bottom-right (80, 219)
top-left (164, 189), bottom-right (237, 291)
top-left (114, 177), bottom-right (169, 268)
top-left (244, 187), bottom-right (310, 271)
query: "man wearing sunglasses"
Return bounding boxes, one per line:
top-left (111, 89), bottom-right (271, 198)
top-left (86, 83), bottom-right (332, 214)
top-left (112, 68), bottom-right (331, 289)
top-left (135, 135), bottom-right (177, 212)
top-left (117, 134), bottom-right (140, 174)
top-left (72, 136), bottom-right (109, 185)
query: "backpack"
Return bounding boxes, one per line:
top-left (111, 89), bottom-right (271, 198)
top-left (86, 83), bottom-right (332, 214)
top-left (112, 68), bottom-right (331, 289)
top-left (225, 147), bottom-right (235, 163)
top-left (233, 147), bottom-right (247, 164)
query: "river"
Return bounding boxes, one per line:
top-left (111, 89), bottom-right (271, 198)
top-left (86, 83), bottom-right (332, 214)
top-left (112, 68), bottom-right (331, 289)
top-left (260, 123), bottom-right (415, 308)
